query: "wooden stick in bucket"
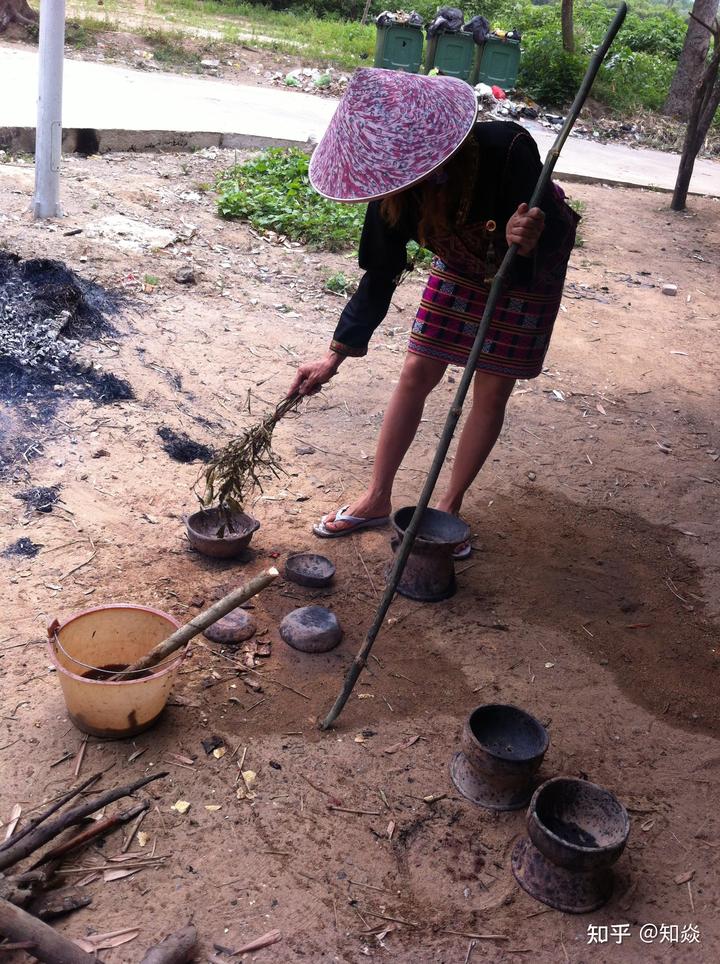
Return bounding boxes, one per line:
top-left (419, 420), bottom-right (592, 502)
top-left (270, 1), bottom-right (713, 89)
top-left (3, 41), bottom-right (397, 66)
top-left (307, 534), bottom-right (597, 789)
top-left (109, 567), bottom-right (279, 681)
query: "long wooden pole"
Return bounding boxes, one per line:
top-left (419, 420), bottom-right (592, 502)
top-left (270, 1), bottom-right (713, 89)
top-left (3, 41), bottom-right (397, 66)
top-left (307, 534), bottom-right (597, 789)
top-left (109, 567), bottom-right (279, 680)
top-left (319, 3), bottom-right (628, 731)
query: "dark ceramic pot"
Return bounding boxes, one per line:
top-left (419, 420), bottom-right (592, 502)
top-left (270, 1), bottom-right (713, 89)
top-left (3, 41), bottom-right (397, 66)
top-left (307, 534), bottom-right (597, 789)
top-left (186, 507), bottom-right (260, 560)
top-left (389, 506), bottom-right (470, 602)
top-left (451, 704), bottom-right (549, 811)
top-left (512, 777), bottom-right (630, 913)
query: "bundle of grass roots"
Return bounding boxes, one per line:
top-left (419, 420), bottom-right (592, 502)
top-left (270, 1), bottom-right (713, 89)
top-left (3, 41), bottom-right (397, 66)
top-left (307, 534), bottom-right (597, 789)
top-left (197, 392), bottom-right (302, 521)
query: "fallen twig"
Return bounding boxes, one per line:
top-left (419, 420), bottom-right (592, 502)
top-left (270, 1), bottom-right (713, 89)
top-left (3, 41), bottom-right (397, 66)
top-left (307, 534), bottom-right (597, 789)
top-left (30, 801), bottom-right (149, 869)
top-left (436, 927), bottom-right (509, 941)
top-left (327, 806), bottom-right (379, 816)
top-left (73, 736), bottom-right (89, 779)
top-left (300, 775), bottom-right (341, 807)
top-left (361, 909), bottom-right (418, 928)
top-left (232, 929), bottom-right (282, 955)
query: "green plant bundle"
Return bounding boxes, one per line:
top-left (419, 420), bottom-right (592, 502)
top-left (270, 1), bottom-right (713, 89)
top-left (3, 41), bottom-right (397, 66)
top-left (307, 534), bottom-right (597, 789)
top-left (216, 148), bottom-right (365, 251)
top-left (198, 392), bottom-right (302, 512)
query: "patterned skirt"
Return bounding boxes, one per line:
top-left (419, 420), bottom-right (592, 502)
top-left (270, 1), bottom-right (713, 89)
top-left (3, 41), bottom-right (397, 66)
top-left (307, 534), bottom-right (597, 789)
top-left (408, 259), bottom-right (564, 379)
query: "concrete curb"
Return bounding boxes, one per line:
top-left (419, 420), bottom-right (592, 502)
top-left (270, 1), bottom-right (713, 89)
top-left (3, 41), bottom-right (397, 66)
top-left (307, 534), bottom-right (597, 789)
top-left (1, 126), bottom-right (716, 199)
top-left (0, 126), bottom-right (313, 155)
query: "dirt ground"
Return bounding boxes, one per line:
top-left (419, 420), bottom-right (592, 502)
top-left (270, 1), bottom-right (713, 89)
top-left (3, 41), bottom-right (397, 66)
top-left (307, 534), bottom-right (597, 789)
top-left (1, 150), bottom-right (719, 964)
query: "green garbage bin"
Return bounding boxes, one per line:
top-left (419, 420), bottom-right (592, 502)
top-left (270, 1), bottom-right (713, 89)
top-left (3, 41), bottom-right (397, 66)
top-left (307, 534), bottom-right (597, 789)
top-left (374, 22), bottom-right (424, 73)
top-left (475, 35), bottom-right (521, 89)
top-left (424, 30), bottom-right (476, 82)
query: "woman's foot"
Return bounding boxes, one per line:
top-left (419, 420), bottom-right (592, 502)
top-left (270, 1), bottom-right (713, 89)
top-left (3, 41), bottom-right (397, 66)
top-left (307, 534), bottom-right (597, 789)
top-left (452, 539), bottom-right (472, 561)
top-left (435, 498), bottom-right (471, 560)
top-left (314, 493), bottom-right (392, 537)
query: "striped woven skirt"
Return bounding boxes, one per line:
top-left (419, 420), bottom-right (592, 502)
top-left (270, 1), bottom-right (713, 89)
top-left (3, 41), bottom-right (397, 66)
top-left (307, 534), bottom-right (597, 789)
top-left (408, 259), bottom-right (564, 379)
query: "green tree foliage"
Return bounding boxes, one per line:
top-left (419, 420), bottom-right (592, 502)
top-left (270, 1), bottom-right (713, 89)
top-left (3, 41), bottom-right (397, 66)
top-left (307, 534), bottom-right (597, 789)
top-left (167, 0), bottom-right (705, 114)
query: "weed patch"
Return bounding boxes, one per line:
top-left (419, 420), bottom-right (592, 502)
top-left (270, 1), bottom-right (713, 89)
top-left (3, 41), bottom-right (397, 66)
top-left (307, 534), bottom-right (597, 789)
top-left (216, 148), bottom-right (365, 251)
top-left (65, 17), bottom-right (115, 49)
top-left (143, 29), bottom-right (202, 67)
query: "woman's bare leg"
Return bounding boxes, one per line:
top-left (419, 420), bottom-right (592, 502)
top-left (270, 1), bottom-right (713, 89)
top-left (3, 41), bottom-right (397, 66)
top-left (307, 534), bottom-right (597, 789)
top-left (436, 371), bottom-right (515, 517)
top-left (321, 352), bottom-right (447, 532)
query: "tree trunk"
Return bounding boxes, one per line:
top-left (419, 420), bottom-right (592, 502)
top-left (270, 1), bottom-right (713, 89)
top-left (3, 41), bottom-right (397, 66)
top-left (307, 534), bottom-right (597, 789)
top-left (672, 24), bottom-right (720, 210)
top-left (664, 0), bottom-right (719, 119)
top-left (0, 0), bottom-right (38, 32)
top-left (561, 0), bottom-right (575, 54)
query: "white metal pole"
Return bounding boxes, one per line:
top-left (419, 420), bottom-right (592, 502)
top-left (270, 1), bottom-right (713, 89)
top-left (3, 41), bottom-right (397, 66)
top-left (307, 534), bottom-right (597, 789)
top-left (32, 0), bottom-right (66, 219)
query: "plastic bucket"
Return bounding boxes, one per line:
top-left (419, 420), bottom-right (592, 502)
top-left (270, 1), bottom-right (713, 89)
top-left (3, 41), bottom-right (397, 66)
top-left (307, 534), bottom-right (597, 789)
top-left (48, 604), bottom-right (185, 739)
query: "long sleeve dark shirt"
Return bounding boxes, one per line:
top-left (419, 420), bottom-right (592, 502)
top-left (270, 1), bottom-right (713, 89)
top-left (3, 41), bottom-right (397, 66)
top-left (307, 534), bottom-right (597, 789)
top-left (331, 120), bottom-right (577, 357)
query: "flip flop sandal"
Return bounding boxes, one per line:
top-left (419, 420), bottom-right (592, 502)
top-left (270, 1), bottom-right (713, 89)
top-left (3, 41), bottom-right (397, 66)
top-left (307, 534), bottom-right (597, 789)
top-left (453, 540), bottom-right (472, 561)
top-left (313, 505), bottom-right (390, 539)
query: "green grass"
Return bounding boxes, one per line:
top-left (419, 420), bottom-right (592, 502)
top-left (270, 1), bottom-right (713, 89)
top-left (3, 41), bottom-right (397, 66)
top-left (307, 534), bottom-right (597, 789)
top-left (64, 17), bottom-right (117, 49)
top-left (325, 271), bottom-right (351, 294)
top-left (407, 240), bottom-right (433, 269)
top-left (143, 28), bottom-right (203, 66)
top-left (216, 148), bottom-right (366, 251)
top-left (152, 0), bottom-right (375, 69)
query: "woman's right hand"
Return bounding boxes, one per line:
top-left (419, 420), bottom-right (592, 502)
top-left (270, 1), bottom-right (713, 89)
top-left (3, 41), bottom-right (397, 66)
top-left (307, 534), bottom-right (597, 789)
top-left (288, 350), bottom-right (344, 397)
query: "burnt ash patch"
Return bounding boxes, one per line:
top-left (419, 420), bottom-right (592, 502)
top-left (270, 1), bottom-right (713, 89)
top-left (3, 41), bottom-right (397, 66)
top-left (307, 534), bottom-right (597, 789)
top-left (0, 252), bottom-right (134, 472)
top-left (157, 426), bottom-right (214, 464)
top-left (14, 485), bottom-right (60, 513)
top-left (2, 537), bottom-right (42, 558)
top-left (0, 253), bottom-right (132, 402)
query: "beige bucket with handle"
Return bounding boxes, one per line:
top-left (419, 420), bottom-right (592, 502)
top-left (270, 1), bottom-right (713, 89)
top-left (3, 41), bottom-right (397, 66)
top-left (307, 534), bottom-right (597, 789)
top-left (48, 604), bottom-right (185, 738)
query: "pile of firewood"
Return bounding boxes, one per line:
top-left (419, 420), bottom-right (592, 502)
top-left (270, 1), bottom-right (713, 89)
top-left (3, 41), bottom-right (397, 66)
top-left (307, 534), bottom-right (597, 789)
top-left (0, 770), bottom-right (197, 963)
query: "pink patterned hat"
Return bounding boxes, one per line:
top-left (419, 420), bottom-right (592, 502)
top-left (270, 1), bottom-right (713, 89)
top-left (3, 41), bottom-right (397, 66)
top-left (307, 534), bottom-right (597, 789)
top-left (309, 68), bottom-right (478, 203)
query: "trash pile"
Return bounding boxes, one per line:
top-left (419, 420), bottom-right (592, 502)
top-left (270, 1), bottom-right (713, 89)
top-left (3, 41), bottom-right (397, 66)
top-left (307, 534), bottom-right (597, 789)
top-left (475, 84), bottom-right (540, 121)
top-left (376, 10), bottom-right (424, 28)
top-left (427, 6), bottom-right (462, 34)
top-left (275, 65), bottom-right (349, 95)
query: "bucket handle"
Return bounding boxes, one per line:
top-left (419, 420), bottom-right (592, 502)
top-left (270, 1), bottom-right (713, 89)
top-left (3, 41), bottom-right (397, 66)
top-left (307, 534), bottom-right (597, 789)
top-left (48, 622), bottom-right (186, 678)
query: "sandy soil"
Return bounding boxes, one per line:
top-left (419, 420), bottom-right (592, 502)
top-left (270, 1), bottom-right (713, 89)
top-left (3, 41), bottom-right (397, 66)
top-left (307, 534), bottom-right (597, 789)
top-left (1, 150), bottom-right (719, 963)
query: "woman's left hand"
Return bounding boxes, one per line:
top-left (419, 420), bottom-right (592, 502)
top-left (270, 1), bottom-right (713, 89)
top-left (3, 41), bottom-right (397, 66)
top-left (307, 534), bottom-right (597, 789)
top-left (506, 203), bottom-right (545, 256)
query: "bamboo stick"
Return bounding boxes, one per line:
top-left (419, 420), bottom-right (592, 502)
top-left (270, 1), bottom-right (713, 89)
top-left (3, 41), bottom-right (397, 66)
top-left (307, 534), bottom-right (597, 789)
top-left (319, 3), bottom-right (628, 730)
top-left (110, 568), bottom-right (279, 681)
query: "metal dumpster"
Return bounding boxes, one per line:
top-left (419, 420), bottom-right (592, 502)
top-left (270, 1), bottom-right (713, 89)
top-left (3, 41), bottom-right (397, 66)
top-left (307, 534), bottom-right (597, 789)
top-left (374, 21), bottom-right (424, 73)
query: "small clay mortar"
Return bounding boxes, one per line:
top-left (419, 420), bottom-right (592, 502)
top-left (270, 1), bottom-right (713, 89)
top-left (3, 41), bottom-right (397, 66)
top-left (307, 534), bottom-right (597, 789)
top-left (451, 703), bottom-right (549, 811)
top-left (285, 552), bottom-right (335, 588)
top-left (512, 776), bottom-right (630, 913)
top-left (186, 506), bottom-right (260, 560)
top-left (280, 606), bottom-right (343, 654)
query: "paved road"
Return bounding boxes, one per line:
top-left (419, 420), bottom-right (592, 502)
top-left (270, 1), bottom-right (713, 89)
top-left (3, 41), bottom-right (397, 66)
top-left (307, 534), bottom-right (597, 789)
top-left (1, 44), bottom-right (719, 196)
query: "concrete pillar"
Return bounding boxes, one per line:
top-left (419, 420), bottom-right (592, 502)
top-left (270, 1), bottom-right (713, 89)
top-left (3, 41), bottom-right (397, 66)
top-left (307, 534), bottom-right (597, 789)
top-left (32, 0), bottom-right (66, 219)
